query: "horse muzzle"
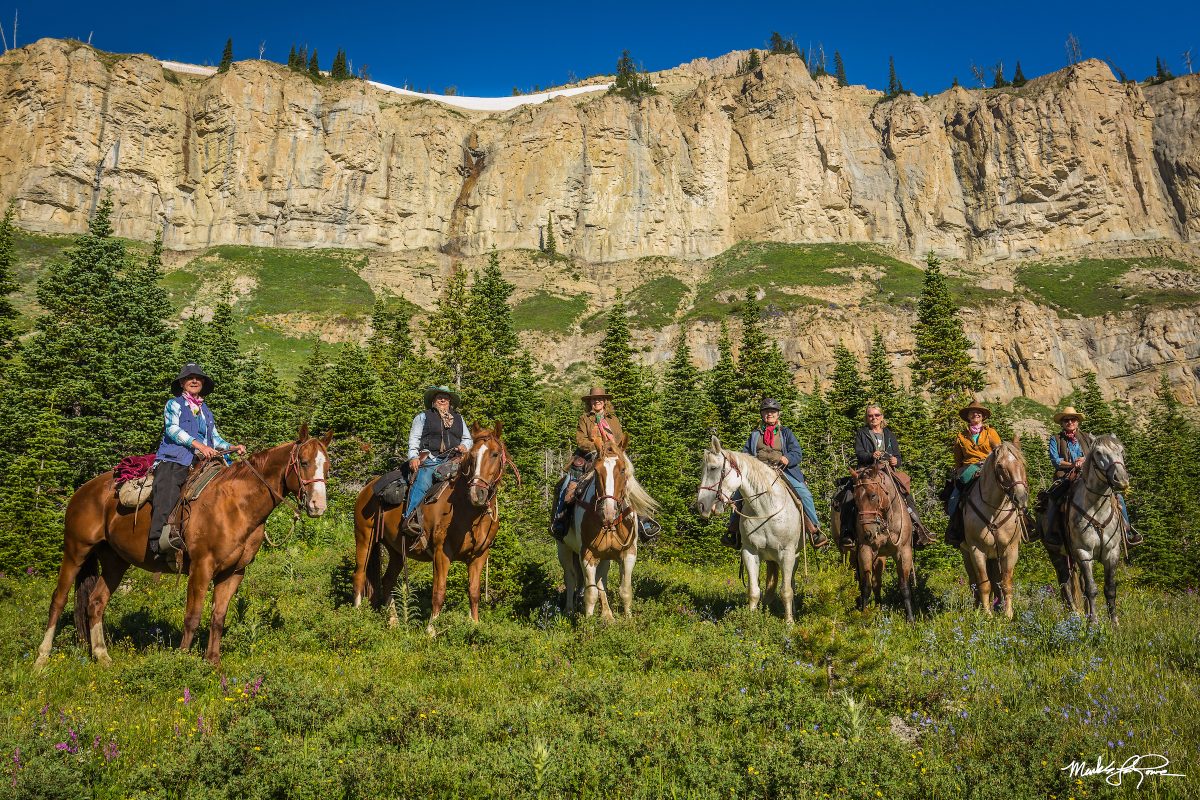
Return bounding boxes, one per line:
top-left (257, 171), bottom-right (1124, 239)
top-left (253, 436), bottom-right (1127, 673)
top-left (305, 498), bottom-right (328, 517)
top-left (469, 486), bottom-right (490, 507)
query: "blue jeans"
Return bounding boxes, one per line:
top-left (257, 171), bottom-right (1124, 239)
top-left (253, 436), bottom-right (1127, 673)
top-left (734, 476), bottom-right (820, 529)
top-left (404, 456), bottom-right (445, 515)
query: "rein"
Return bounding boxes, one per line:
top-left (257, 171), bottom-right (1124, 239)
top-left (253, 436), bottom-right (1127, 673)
top-left (854, 467), bottom-right (905, 546)
top-left (964, 450), bottom-right (1027, 536)
top-left (464, 441), bottom-right (520, 518)
top-left (232, 440), bottom-right (327, 542)
top-left (700, 451), bottom-right (778, 518)
top-left (1070, 459), bottom-right (1121, 537)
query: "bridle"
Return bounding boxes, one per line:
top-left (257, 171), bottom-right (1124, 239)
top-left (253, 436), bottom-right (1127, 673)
top-left (287, 440), bottom-right (327, 509)
top-left (1071, 447), bottom-right (1125, 536)
top-left (591, 453), bottom-right (631, 529)
top-left (854, 466), bottom-right (904, 543)
top-left (464, 438), bottom-right (522, 517)
top-left (965, 447), bottom-right (1027, 534)
top-left (699, 450), bottom-right (742, 507)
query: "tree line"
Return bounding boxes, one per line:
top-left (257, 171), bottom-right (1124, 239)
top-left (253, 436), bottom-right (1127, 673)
top-left (0, 201), bottom-right (1195, 589)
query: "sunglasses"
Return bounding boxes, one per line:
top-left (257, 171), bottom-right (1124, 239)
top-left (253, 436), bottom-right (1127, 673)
top-left (866, 413), bottom-right (882, 418)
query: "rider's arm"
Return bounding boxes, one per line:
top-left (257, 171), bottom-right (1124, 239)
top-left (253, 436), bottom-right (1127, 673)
top-left (853, 428), bottom-right (874, 466)
top-left (575, 416), bottom-right (597, 452)
top-left (163, 398), bottom-right (195, 448)
top-left (406, 412), bottom-right (426, 460)
top-left (459, 418), bottom-right (473, 452)
top-left (210, 422), bottom-right (232, 451)
top-left (888, 431), bottom-right (903, 467)
top-left (1048, 436), bottom-right (1065, 470)
top-left (782, 428), bottom-right (803, 467)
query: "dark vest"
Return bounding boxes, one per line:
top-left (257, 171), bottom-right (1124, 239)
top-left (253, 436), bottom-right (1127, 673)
top-left (420, 411), bottom-right (465, 455)
top-left (1054, 431), bottom-right (1094, 479)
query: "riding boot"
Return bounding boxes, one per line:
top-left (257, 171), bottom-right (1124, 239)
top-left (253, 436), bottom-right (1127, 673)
top-left (903, 494), bottom-right (936, 548)
top-left (1124, 523), bottom-right (1144, 547)
top-left (721, 511), bottom-right (741, 549)
top-left (403, 505), bottom-right (425, 542)
top-left (803, 516), bottom-right (830, 550)
top-left (1043, 504), bottom-right (1063, 549)
top-left (637, 516), bottom-right (661, 543)
top-left (945, 505), bottom-right (965, 547)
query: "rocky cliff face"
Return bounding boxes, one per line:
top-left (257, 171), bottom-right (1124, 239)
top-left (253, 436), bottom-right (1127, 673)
top-left (0, 38), bottom-right (1196, 262)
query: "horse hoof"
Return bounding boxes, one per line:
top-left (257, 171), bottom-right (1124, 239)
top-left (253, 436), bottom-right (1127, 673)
top-left (33, 655), bottom-right (49, 671)
top-left (95, 651), bottom-right (113, 667)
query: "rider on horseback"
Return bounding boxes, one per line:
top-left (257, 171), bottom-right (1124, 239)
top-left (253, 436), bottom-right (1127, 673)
top-left (1042, 406), bottom-right (1143, 548)
top-left (724, 397), bottom-right (829, 550)
top-left (837, 405), bottom-right (936, 548)
top-left (945, 400), bottom-right (1000, 547)
top-left (403, 386), bottom-right (472, 537)
top-left (149, 363), bottom-right (246, 556)
top-left (551, 386), bottom-right (660, 542)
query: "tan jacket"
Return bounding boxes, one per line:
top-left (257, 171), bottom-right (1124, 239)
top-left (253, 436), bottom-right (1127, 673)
top-left (575, 412), bottom-right (624, 453)
top-left (953, 425), bottom-right (1001, 470)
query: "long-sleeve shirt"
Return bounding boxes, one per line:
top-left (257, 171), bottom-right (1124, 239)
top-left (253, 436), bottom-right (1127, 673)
top-left (163, 398), bottom-right (230, 450)
top-left (407, 411), bottom-right (473, 460)
top-left (854, 426), bottom-right (902, 467)
top-left (1048, 431), bottom-right (1094, 478)
top-left (953, 426), bottom-right (1001, 470)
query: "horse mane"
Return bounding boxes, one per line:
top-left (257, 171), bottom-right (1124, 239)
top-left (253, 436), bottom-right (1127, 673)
top-left (984, 439), bottom-right (1026, 471)
top-left (618, 453), bottom-right (659, 517)
top-left (1082, 434), bottom-right (1122, 477)
top-left (724, 449), bottom-right (782, 497)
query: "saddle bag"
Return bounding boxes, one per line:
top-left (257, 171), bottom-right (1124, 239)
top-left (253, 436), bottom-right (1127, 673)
top-left (378, 477), bottom-right (409, 507)
top-left (117, 474), bottom-right (154, 509)
top-left (433, 459), bottom-right (460, 483)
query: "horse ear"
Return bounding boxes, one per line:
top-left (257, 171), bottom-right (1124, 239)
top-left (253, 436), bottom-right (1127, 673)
top-left (850, 467), bottom-right (859, 479)
top-left (710, 434), bottom-right (722, 453)
top-left (619, 432), bottom-right (629, 451)
top-left (298, 422), bottom-right (310, 442)
top-left (469, 421), bottom-right (481, 436)
top-left (492, 419), bottom-right (502, 439)
top-left (321, 429), bottom-right (333, 446)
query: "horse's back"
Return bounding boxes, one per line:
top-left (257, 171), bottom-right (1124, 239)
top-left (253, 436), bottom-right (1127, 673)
top-left (64, 471), bottom-right (117, 541)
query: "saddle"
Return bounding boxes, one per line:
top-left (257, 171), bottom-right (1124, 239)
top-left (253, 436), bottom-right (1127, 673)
top-left (374, 468), bottom-right (410, 507)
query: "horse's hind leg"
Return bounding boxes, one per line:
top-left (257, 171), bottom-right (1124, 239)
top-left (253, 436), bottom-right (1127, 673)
top-left (1077, 556), bottom-right (1099, 624)
top-left (179, 561), bottom-right (214, 654)
top-left (1102, 549), bottom-right (1119, 625)
top-left (872, 557), bottom-right (885, 606)
top-left (963, 548), bottom-right (992, 614)
top-left (764, 561), bottom-right (779, 610)
top-left (378, 544), bottom-right (404, 623)
top-left (84, 548), bottom-right (130, 666)
top-left (998, 547), bottom-right (1018, 620)
top-left (898, 548), bottom-right (915, 623)
top-left (35, 538), bottom-right (94, 669)
top-left (742, 550), bottom-right (762, 612)
top-left (1050, 552), bottom-right (1074, 611)
top-left (352, 515), bottom-right (376, 608)
top-left (778, 551), bottom-right (797, 624)
top-left (204, 567), bottom-right (245, 667)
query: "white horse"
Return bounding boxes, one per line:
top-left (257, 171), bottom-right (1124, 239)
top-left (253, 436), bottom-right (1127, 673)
top-left (1065, 434), bottom-right (1129, 624)
top-left (695, 435), bottom-right (806, 624)
top-left (557, 437), bottom-right (659, 620)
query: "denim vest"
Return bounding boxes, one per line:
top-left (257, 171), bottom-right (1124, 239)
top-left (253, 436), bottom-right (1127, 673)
top-left (155, 397), bottom-right (217, 467)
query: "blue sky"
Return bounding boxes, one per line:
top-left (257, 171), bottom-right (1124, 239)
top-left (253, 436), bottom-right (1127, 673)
top-left (2, 1), bottom-right (1196, 96)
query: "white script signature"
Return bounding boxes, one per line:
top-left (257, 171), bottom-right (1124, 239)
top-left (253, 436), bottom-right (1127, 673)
top-left (1062, 754), bottom-right (1185, 788)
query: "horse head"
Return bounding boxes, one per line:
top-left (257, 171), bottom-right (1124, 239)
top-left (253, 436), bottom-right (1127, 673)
top-left (696, 435), bottom-right (741, 518)
top-left (592, 437), bottom-right (628, 526)
top-left (990, 440), bottom-right (1030, 510)
top-left (851, 464), bottom-right (891, 534)
top-left (465, 421), bottom-right (507, 508)
top-left (289, 423), bottom-right (333, 517)
top-left (1089, 434), bottom-right (1129, 492)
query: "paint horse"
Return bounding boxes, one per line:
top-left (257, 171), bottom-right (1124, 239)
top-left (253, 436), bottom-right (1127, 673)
top-left (35, 425), bottom-right (331, 668)
top-left (695, 436), bottom-right (807, 624)
top-left (848, 462), bottom-right (916, 622)
top-left (958, 439), bottom-right (1030, 618)
top-left (556, 433), bottom-right (658, 619)
top-left (353, 423), bottom-right (514, 632)
top-left (1064, 434), bottom-right (1130, 624)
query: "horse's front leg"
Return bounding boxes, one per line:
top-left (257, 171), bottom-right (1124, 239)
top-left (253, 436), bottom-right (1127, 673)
top-left (999, 543), bottom-right (1018, 620)
top-left (618, 544), bottom-right (636, 619)
top-left (742, 549), bottom-right (762, 612)
top-left (855, 546), bottom-right (873, 612)
top-left (898, 546), bottom-right (915, 624)
top-left (872, 556), bottom-right (885, 606)
top-left (427, 547), bottom-right (451, 636)
top-left (204, 567), bottom-right (245, 667)
top-left (582, 557), bottom-right (601, 618)
top-left (556, 542), bottom-right (577, 614)
top-left (1076, 554), bottom-right (1099, 624)
top-left (1102, 546), bottom-right (1120, 626)
top-left (466, 555), bottom-right (487, 623)
top-left (962, 547), bottom-right (992, 614)
top-left (778, 549), bottom-right (797, 625)
top-left (180, 560), bottom-right (215, 653)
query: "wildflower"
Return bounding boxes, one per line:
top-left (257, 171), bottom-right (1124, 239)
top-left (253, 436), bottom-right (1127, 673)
top-left (183, 687), bottom-right (192, 705)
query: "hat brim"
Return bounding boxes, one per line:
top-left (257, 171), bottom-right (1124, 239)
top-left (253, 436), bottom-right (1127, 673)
top-left (424, 388), bottom-right (462, 408)
top-left (959, 407), bottom-right (992, 422)
top-left (171, 374), bottom-right (213, 397)
top-left (581, 394), bottom-right (611, 404)
top-left (1053, 412), bottom-right (1084, 424)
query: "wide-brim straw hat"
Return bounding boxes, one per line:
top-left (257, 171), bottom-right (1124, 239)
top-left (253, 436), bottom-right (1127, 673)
top-left (170, 363), bottom-right (214, 397)
top-left (423, 385), bottom-right (462, 409)
top-left (958, 400), bottom-right (992, 422)
top-left (1053, 406), bottom-right (1086, 424)
top-left (581, 386), bottom-right (611, 405)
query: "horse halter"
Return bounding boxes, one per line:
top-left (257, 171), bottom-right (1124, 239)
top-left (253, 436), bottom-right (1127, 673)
top-left (699, 451), bottom-right (742, 506)
top-left (464, 440), bottom-right (521, 512)
top-left (286, 440), bottom-right (327, 509)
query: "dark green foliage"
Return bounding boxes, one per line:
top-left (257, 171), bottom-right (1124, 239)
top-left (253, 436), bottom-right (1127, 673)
top-left (992, 62), bottom-right (1009, 88)
top-left (887, 56), bottom-right (904, 97)
top-left (865, 329), bottom-right (899, 416)
top-left (1151, 56), bottom-right (1174, 84)
top-left (0, 203), bottom-right (18, 368)
top-left (291, 341), bottom-right (331, 430)
top-left (544, 212), bottom-right (556, 258)
top-left (316, 343), bottom-right (384, 438)
top-left (218, 38), bottom-right (233, 73)
top-left (951, 75), bottom-right (960, 88)
top-left (287, 45), bottom-right (299, 71)
top-left (768, 32), bottom-right (797, 55)
top-left (705, 323), bottom-right (742, 444)
top-left (0, 401), bottom-right (71, 573)
top-left (330, 49), bottom-right (349, 80)
top-left (1011, 61), bottom-right (1027, 87)
top-left (609, 49), bottom-right (656, 98)
top-left (1070, 372), bottom-right (1116, 435)
top-left (736, 288), bottom-right (797, 429)
top-left (746, 49), bottom-right (761, 73)
top-left (308, 50), bottom-right (320, 79)
top-left (827, 343), bottom-right (866, 445)
top-left (834, 51), bottom-right (847, 86)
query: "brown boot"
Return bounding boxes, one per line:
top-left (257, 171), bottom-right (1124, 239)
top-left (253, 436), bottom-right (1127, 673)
top-left (721, 513), bottom-right (741, 549)
top-left (803, 516), bottom-right (830, 550)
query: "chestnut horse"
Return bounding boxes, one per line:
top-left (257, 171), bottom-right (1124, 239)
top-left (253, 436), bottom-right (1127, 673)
top-left (35, 425), bottom-right (331, 668)
top-left (557, 433), bottom-right (658, 619)
top-left (848, 463), bottom-right (915, 622)
top-left (352, 423), bottom-right (513, 632)
top-left (959, 439), bottom-right (1030, 619)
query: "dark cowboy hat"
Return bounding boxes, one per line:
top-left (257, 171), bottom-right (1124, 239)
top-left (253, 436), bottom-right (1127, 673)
top-left (170, 363), bottom-right (213, 397)
top-left (760, 397), bottom-right (782, 412)
top-left (422, 385), bottom-right (462, 409)
top-left (958, 400), bottom-right (992, 423)
top-left (581, 386), bottom-right (612, 405)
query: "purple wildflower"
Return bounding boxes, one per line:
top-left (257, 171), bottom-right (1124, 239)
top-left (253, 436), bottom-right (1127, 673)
top-left (103, 741), bottom-right (119, 762)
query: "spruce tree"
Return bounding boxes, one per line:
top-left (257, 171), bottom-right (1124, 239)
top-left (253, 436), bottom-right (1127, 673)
top-left (316, 343), bottom-right (384, 437)
top-left (428, 268), bottom-right (472, 389)
top-left (705, 322), bottom-right (742, 445)
top-left (1074, 372), bottom-right (1115, 435)
top-left (887, 56), bottom-right (901, 97)
top-left (662, 330), bottom-right (712, 455)
top-left (545, 213), bottom-right (556, 258)
top-left (992, 62), bottom-right (1009, 88)
top-left (746, 49), bottom-right (761, 72)
top-left (0, 400), bottom-right (71, 574)
top-left (736, 288), bottom-right (796, 427)
top-left (865, 328), bottom-right (899, 416)
top-left (1012, 61), bottom-right (1027, 87)
top-left (834, 51), bottom-right (848, 86)
top-left (218, 38), bottom-right (233, 73)
top-left (614, 50), bottom-right (637, 89)
top-left (0, 203), bottom-right (18, 369)
top-left (288, 45), bottom-right (298, 71)
top-left (309, 50), bottom-right (321, 78)
top-left (291, 340), bottom-right (330, 428)
top-left (1154, 56), bottom-right (1174, 83)
top-left (235, 351), bottom-right (291, 448)
top-left (827, 343), bottom-right (866, 445)
top-left (910, 252), bottom-right (984, 433)
top-left (331, 49), bottom-right (348, 80)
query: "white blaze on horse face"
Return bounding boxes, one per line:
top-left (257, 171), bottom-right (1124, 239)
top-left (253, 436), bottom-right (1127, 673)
top-left (475, 442), bottom-right (487, 478)
top-left (311, 450), bottom-right (328, 513)
top-left (603, 456), bottom-right (618, 521)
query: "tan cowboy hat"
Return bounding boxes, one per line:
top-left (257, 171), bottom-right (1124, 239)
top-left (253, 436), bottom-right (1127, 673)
top-left (581, 386), bottom-right (611, 404)
top-left (958, 400), bottom-right (992, 422)
top-left (1053, 406), bottom-right (1086, 424)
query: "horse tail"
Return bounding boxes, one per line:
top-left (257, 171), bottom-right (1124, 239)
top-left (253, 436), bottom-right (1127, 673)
top-left (620, 455), bottom-right (660, 517)
top-left (73, 550), bottom-right (100, 647)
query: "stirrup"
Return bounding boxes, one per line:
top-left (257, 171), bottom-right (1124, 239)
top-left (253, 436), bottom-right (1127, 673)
top-left (637, 517), bottom-right (661, 542)
top-left (808, 529), bottom-right (830, 550)
top-left (155, 524), bottom-right (182, 556)
top-left (1124, 526), bottom-right (1144, 547)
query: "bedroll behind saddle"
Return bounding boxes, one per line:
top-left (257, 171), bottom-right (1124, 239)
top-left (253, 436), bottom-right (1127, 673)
top-left (114, 454), bottom-right (157, 509)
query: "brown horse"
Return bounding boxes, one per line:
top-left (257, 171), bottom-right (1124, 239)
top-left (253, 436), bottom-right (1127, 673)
top-left (34, 425), bottom-right (332, 668)
top-left (847, 463), bottom-right (915, 622)
top-left (352, 423), bottom-right (513, 632)
top-left (959, 439), bottom-right (1030, 619)
top-left (557, 434), bottom-right (658, 619)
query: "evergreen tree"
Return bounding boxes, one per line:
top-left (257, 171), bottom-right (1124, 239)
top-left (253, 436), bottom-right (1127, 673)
top-left (887, 56), bottom-right (903, 97)
top-left (992, 62), bottom-right (1009, 88)
top-left (705, 322), bottom-right (742, 444)
top-left (1073, 372), bottom-right (1115, 435)
top-left (1154, 56), bottom-right (1174, 83)
top-left (1012, 61), bottom-right (1027, 87)
top-left (827, 343), bottom-right (866, 445)
top-left (428, 268), bottom-right (472, 389)
top-left (316, 343), bottom-right (384, 437)
top-left (545, 212), bottom-right (556, 258)
top-left (298, 46), bottom-right (308, 71)
top-left (0, 401), bottom-right (71, 574)
top-left (291, 341), bottom-right (330, 429)
top-left (218, 38), bottom-right (233, 73)
top-left (736, 288), bottom-right (796, 427)
top-left (865, 328), bottom-right (899, 416)
top-left (613, 49), bottom-right (637, 89)
top-left (177, 315), bottom-right (212, 367)
top-left (746, 49), bottom-right (761, 72)
top-left (309, 50), bottom-right (321, 78)
top-left (0, 203), bottom-right (18, 369)
top-left (331, 49), bottom-right (349, 80)
top-left (834, 51), bottom-right (848, 86)
top-left (288, 45), bottom-right (299, 71)
top-left (234, 351), bottom-right (292, 449)
top-left (661, 330), bottom-right (713, 455)
top-left (910, 252), bottom-right (984, 433)
top-left (768, 32), bottom-right (796, 55)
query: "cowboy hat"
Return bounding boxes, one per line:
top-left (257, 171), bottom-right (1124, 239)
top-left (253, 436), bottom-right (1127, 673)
top-left (1053, 406), bottom-right (1086, 424)
top-left (958, 400), bottom-right (992, 422)
top-left (170, 363), bottom-right (214, 397)
top-left (422, 385), bottom-right (462, 409)
top-left (760, 397), bottom-right (782, 412)
top-left (581, 386), bottom-right (612, 404)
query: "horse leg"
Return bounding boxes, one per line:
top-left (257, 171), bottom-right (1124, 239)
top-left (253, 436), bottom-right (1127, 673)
top-left (378, 544), bottom-right (404, 626)
top-left (764, 561), bottom-right (779, 610)
top-left (203, 568), bottom-right (245, 667)
top-left (35, 539), bottom-right (95, 669)
top-left (1077, 556), bottom-right (1099, 624)
top-left (83, 549), bottom-right (129, 667)
top-left (466, 555), bottom-right (487, 624)
top-left (898, 548), bottom-right (915, 623)
top-left (1102, 548), bottom-right (1119, 626)
top-left (352, 527), bottom-right (376, 609)
top-left (618, 547), bottom-right (636, 619)
top-left (179, 561), bottom-right (214, 654)
top-left (779, 550), bottom-right (797, 625)
top-left (964, 548), bottom-right (992, 614)
top-left (556, 541), bottom-right (575, 614)
top-left (427, 548), bottom-right (451, 636)
top-left (596, 561), bottom-right (616, 622)
top-left (855, 546), bottom-right (873, 612)
top-left (999, 546), bottom-right (1018, 620)
top-left (1050, 551), bottom-right (1074, 611)
top-left (742, 550), bottom-right (762, 612)
top-left (872, 557), bottom-right (885, 606)
top-left (582, 558), bottom-right (601, 618)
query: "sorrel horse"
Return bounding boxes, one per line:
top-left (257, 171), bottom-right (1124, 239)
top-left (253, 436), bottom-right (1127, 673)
top-left (959, 439), bottom-right (1030, 618)
top-left (1064, 434), bottom-right (1129, 624)
top-left (34, 425), bottom-right (331, 668)
top-left (695, 436), bottom-right (806, 624)
top-left (848, 462), bottom-right (916, 622)
top-left (352, 423), bottom-right (514, 632)
top-left (557, 433), bottom-right (657, 619)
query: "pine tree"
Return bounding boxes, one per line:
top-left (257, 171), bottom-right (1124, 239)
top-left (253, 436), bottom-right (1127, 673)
top-left (1154, 56), bottom-right (1174, 83)
top-left (428, 268), bottom-right (472, 389)
top-left (308, 50), bottom-right (320, 78)
top-left (662, 330), bottom-right (713, 455)
top-left (910, 252), bottom-right (984, 433)
top-left (218, 38), bottom-right (233, 73)
top-left (1012, 61), bottom-right (1027, 87)
top-left (614, 49), bottom-right (637, 89)
top-left (834, 51), bottom-right (848, 86)
top-left (887, 56), bottom-right (902, 97)
top-left (331, 49), bottom-right (349, 80)
top-left (736, 288), bottom-right (796, 427)
top-left (768, 32), bottom-right (795, 55)
top-left (0, 400), bottom-right (71, 574)
top-left (288, 45), bottom-right (298, 71)
top-left (865, 328), bottom-right (899, 416)
top-left (291, 341), bottom-right (330, 429)
top-left (316, 343), bottom-right (383, 437)
top-left (235, 351), bottom-right (292, 449)
top-left (746, 49), bottom-right (761, 72)
top-left (705, 322), bottom-right (742, 444)
top-left (1074, 372), bottom-right (1115, 435)
top-left (992, 62), bottom-right (1009, 88)
top-left (0, 203), bottom-right (18, 369)
top-left (545, 212), bottom-right (556, 258)
top-left (827, 343), bottom-right (866, 445)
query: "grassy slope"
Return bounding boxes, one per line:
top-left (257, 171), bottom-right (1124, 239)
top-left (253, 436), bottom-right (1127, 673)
top-left (2, 525), bottom-right (1197, 799)
top-left (1016, 257), bottom-right (1200, 317)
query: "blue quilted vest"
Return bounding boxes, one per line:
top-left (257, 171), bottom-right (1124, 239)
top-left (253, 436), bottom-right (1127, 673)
top-left (155, 397), bottom-right (217, 467)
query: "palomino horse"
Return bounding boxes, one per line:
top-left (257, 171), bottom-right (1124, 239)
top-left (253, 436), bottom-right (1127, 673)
top-left (848, 463), bottom-right (915, 622)
top-left (35, 425), bottom-right (331, 668)
top-left (557, 433), bottom-right (658, 619)
top-left (1064, 434), bottom-right (1129, 624)
top-left (352, 423), bottom-right (514, 632)
top-left (959, 439), bottom-right (1029, 618)
top-left (695, 436), bottom-right (806, 624)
